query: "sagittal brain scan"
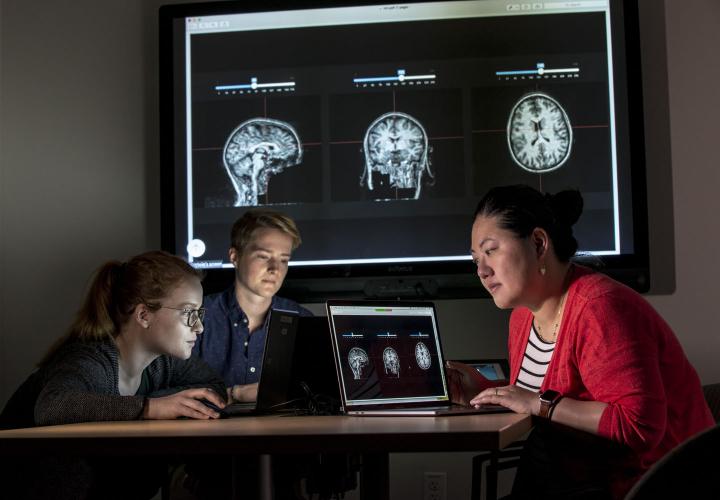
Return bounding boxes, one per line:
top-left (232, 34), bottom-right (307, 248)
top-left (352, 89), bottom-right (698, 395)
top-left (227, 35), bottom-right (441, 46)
top-left (383, 346), bottom-right (401, 377)
top-left (415, 342), bottom-right (432, 370)
top-left (348, 347), bottom-right (369, 380)
top-left (362, 111), bottom-right (433, 199)
top-left (507, 92), bottom-right (572, 173)
top-left (223, 118), bottom-right (303, 207)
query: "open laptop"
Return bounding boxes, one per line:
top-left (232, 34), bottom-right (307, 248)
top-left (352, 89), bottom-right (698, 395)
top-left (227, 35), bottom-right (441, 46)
top-left (290, 316), bottom-right (341, 413)
top-left (215, 308), bottom-right (300, 417)
top-left (325, 300), bottom-right (510, 416)
top-left (455, 358), bottom-right (510, 383)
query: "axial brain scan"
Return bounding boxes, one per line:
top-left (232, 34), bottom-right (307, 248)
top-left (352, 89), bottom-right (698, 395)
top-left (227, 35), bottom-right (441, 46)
top-left (362, 111), bottom-right (433, 199)
top-left (507, 92), bottom-right (572, 173)
top-left (348, 347), bottom-right (369, 380)
top-left (415, 342), bottom-right (431, 370)
top-left (383, 346), bottom-right (400, 377)
top-left (223, 117), bottom-right (303, 207)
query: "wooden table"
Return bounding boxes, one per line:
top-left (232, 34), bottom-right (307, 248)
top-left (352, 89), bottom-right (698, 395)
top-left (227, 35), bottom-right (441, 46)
top-left (0, 413), bottom-right (532, 499)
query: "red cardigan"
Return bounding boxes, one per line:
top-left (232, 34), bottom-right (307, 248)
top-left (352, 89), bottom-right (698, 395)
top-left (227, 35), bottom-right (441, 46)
top-left (508, 266), bottom-right (714, 496)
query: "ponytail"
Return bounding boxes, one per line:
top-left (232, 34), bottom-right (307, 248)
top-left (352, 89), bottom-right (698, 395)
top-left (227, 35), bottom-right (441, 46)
top-left (72, 261), bottom-right (124, 340)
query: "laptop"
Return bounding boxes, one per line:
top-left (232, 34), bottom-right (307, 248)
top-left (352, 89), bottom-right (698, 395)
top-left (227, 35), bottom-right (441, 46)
top-left (455, 358), bottom-right (510, 382)
top-left (290, 317), bottom-right (341, 413)
top-left (216, 308), bottom-right (301, 417)
top-left (325, 300), bottom-right (510, 416)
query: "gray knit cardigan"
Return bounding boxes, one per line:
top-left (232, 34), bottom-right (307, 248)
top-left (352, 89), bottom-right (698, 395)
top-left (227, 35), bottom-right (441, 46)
top-left (0, 340), bottom-right (226, 429)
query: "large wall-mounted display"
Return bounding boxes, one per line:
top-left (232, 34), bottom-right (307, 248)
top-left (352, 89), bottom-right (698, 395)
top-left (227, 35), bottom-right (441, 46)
top-left (160, 0), bottom-right (649, 299)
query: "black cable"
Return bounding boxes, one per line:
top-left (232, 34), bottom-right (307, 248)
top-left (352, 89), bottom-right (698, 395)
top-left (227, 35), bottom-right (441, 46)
top-left (296, 381), bottom-right (340, 416)
top-left (265, 397), bottom-right (306, 411)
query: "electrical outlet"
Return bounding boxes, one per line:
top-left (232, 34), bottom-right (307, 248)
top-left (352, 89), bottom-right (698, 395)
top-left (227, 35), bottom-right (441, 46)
top-left (423, 471), bottom-right (447, 500)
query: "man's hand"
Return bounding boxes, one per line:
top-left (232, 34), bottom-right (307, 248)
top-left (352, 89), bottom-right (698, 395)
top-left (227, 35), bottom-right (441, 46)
top-left (143, 387), bottom-right (226, 420)
top-left (229, 383), bottom-right (259, 403)
top-left (445, 360), bottom-right (506, 406)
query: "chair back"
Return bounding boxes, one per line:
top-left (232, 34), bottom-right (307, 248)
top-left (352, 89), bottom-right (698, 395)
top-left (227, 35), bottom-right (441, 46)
top-left (624, 424), bottom-right (720, 499)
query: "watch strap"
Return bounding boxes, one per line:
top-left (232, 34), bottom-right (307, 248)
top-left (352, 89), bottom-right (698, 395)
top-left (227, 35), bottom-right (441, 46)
top-left (539, 398), bottom-right (552, 419)
top-left (547, 396), bottom-right (564, 420)
top-left (538, 390), bottom-right (562, 419)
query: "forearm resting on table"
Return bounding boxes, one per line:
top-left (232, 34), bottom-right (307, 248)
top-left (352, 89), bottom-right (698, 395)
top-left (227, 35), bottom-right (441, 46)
top-left (549, 397), bottom-right (608, 435)
top-left (229, 383), bottom-right (258, 403)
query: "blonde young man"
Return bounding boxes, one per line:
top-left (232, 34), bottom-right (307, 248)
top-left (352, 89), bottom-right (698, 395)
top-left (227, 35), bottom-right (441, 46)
top-left (192, 210), bottom-right (311, 402)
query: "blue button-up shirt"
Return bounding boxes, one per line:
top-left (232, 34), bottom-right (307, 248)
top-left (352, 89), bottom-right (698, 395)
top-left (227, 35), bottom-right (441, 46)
top-left (192, 287), bottom-right (312, 387)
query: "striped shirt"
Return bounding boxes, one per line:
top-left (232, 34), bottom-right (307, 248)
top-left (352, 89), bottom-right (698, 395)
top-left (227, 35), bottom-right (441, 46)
top-left (515, 325), bottom-right (555, 392)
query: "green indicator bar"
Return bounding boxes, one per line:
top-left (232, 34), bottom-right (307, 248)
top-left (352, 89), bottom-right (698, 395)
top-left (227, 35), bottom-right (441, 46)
top-left (375, 308), bottom-right (392, 312)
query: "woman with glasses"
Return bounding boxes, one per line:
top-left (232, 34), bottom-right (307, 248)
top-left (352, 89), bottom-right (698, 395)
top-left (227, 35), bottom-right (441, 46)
top-left (0, 250), bottom-right (226, 499)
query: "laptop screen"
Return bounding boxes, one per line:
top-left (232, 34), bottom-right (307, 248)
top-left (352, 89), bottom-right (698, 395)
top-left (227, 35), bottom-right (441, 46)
top-left (327, 302), bottom-right (449, 408)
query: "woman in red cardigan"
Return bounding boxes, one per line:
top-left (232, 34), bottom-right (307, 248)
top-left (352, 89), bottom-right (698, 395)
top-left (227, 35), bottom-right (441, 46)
top-left (449, 185), bottom-right (713, 499)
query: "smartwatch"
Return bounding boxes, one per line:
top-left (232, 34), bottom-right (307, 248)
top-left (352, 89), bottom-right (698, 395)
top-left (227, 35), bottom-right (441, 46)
top-left (538, 389), bottom-right (563, 419)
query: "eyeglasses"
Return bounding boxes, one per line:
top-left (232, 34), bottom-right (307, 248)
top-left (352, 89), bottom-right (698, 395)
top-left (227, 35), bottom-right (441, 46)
top-left (161, 306), bottom-right (206, 327)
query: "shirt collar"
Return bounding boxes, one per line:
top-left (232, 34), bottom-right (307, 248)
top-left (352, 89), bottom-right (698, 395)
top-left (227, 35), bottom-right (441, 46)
top-left (221, 285), bottom-right (280, 327)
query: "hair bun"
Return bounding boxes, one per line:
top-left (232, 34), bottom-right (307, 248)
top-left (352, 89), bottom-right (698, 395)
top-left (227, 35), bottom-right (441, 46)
top-left (546, 190), bottom-right (583, 227)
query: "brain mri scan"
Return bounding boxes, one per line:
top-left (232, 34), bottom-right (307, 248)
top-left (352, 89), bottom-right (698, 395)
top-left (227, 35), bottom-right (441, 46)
top-left (507, 92), bottom-right (572, 173)
top-left (348, 347), bottom-right (369, 380)
top-left (415, 342), bottom-right (431, 370)
top-left (223, 117), bottom-right (303, 206)
top-left (382, 346), bottom-right (400, 377)
top-left (362, 111), bottom-right (433, 199)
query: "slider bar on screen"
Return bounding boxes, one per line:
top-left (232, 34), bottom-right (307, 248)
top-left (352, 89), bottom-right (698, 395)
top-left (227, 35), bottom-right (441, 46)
top-left (353, 74), bottom-right (436, 83)
top-left (353, 69), bottom-right (436, 84)
top-left (410, 333), bottom-right (430, 338)
top-left (342, 333), bottom-right (364, 338)
top-left (496, 62), bottom-right (580, 76)
top-left (378, 333), bottom-right (397, 338)
top-left (215, 79), bottom-right (296, 91)
top-left (496, 68), bottom-right (580, 75)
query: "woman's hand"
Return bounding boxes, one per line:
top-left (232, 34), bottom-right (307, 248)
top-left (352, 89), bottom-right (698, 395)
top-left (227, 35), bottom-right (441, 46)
top-left (229, 383), bottom-right (259, 403)
top-left (470, 385), bottom-right (541, 415)
top-left (143, 387), bottom-right (226, 420)
top-left (446, 360), bottom-right (504, 407)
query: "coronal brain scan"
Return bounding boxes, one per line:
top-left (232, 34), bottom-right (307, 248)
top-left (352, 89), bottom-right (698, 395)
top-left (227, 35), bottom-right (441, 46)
top-left (415, 342), bottom-right (431, 370)
top-left (348, 347), bottom-right (369, 380)
top-left (223, 117), bottom-right (303, 207)
top-left (507, 92), bottom-right (572, 173)
top-left (362, 111), bottom-right (433, 199)
top-left (383, 346), bottom-right (401, 377)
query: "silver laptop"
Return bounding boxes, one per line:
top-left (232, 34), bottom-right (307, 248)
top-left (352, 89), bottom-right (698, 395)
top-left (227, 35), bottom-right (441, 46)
top-left (325, 300), bottom-right (509, 416)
